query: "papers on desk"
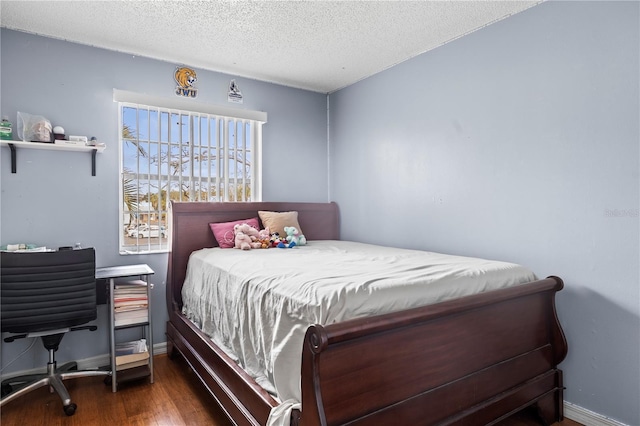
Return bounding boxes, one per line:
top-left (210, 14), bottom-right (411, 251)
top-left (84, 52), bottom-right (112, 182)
top-left (1, 244), bottom-right (50, 252)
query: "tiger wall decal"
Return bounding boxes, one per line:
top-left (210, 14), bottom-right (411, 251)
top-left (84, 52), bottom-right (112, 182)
top-left (175, 66), bottom-right (198, 98)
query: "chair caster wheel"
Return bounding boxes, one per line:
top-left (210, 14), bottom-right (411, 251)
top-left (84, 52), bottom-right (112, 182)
top-left (63, 403), bottom-right (77, 416)
top-left (1, 383), bottom-right (12, 398)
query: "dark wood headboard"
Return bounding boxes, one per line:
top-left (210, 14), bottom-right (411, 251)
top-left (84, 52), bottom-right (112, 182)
top-left (166, 201), bottom-right (340, 312)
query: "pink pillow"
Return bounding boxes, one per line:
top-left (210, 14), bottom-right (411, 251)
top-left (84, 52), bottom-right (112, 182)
top-left (209, 217), bottom-right (259, 248)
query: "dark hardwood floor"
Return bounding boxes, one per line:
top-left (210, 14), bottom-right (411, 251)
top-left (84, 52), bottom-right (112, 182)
top-left (1, 354), bottom-right (582, 425)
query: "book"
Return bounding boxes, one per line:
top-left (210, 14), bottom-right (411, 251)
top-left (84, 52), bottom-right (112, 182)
top-left (114, 279), bottom-right (148, 288)
top-left (114, 291), bottom-right (147, 296)
top-left (115, 307), bottom-right (148, 318)
top-left (114, 292), bottom-right (147, 299)
top-left (115, 304), bottom-right (148, 312)
top-left (116, 350), bottom-right (149, 365)
top-left (114, 299), bottom-right (149, 309)
top-left (115, 338), bottom-right (149, 370)
top-left (114, 293), bottom-right (147, 299)
top-left (112, 279), bottom-right (149, 327)
top-left (114, 286), bottom-right (147, 293)
top-left (115, 312), bottom-right (148, 320)
top-left (115, 358), bottom-right (149, 371)
top-left (114, 315), bottom-right (148, 327)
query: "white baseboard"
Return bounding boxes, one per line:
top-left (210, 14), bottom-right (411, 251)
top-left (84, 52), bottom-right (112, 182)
top-left (78, 341), bottom-right (168, 370)
top-left (1, 342), bottom-right (168, 379)
top-left (565, 401), bottom-right (629, 426)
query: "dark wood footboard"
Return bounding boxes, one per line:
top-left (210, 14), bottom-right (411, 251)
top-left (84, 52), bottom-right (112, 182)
top-left (165, 201), bottom-right (567, 426)
top-left (298, 276), bottom-right (567, 425)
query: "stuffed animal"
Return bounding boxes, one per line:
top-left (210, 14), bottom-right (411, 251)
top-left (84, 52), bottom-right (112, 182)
top-left (234, 230), bottom-right (254, 250)
top-left (256, 227), bottom-right (271, 249)
top-left (270, 232), bottom-right (287, 247)
top-left (234, 223), bottom-right (261, 250)
top-left (277, 241), bottom-right (296, 249)
top-left (284, 226), bottom-right (306, 246)
top-left (258, 227), bottom-right (270, 241)
top-left (235, 223), bottom-right (259, 239)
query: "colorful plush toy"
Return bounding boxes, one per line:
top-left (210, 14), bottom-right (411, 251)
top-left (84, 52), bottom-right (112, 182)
top-left (277, 241), bottom-right (296, 249)
top-left (270, 232), bottom-right (287, 247)
top-left (284, 226), bottom-right (306, 246)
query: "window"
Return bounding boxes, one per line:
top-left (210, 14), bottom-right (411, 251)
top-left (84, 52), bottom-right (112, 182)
top-left (115, 90), bottom-right (266, 254)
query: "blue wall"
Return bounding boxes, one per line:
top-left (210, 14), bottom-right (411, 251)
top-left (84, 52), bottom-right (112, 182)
top-left (2, 1), bottom-right (639, 424)
top-left (0, 29), bottom-right (328, 371)
top-left (329, 1), bottom-right (639, 425)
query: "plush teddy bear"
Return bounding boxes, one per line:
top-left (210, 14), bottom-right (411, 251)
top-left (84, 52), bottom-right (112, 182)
top-left (234, 223), bottom-right (261, 250)
top-left (284, 226), bottom-right (306, 246)
top-left (235, 223), bottom-right (259, 240)
top-left (234, 230), bottom-right (254, 250)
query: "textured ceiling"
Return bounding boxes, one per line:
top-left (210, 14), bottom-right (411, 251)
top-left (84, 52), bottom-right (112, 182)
top-left (0, 1), bottom-right (540, 93)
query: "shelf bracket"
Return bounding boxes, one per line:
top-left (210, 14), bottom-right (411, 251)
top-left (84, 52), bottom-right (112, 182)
top-left (92, 149), bottom-right (97, 177)
top-left (9, 143), bottom-right (16, 173)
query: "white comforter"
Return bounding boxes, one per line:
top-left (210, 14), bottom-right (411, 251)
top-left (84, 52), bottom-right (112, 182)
top-left (181, 240), bottom-right (536, 424)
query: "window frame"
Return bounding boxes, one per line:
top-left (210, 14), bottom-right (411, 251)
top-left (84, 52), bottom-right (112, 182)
top-left (115, 90), bottom-right (266, 255)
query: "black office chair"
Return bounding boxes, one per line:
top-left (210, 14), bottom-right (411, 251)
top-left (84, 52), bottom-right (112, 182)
top-left (0, 248), bottom-right (110, 415)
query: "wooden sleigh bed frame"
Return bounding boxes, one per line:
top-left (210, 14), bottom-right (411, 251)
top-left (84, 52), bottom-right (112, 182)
top-left (165, 201), bottom-right (567, 426)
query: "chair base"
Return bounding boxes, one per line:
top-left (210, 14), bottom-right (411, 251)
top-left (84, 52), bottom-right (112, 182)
top-left (1, 361), bottom-right (111, 416)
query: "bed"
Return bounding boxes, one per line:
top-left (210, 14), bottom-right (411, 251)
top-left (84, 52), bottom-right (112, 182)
top-left (165, 201), bottom-right (567, 426)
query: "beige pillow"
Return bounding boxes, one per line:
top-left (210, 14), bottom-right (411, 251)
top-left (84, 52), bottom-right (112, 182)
top-left (258, 211), bottom-right (303, 238)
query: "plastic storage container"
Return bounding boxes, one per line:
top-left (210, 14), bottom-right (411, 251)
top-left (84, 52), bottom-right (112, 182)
top-left (0, 116), bottom-right (13, 140)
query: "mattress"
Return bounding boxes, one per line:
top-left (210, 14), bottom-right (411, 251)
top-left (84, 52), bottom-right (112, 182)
top-left (180, 240), bottom-right (536, 424)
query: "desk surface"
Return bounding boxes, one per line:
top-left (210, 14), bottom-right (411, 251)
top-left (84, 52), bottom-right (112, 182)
top-left (96, 264), bottom-right (154, 279)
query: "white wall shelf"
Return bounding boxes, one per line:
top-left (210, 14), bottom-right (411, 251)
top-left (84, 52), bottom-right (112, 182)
top-left (0, 140), bottom-right (105, 176)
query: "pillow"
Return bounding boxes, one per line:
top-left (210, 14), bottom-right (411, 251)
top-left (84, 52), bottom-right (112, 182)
top-left (258, 211), bottom-right (303, 238)
top-left (209, 217), bottom-right (259, 248)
